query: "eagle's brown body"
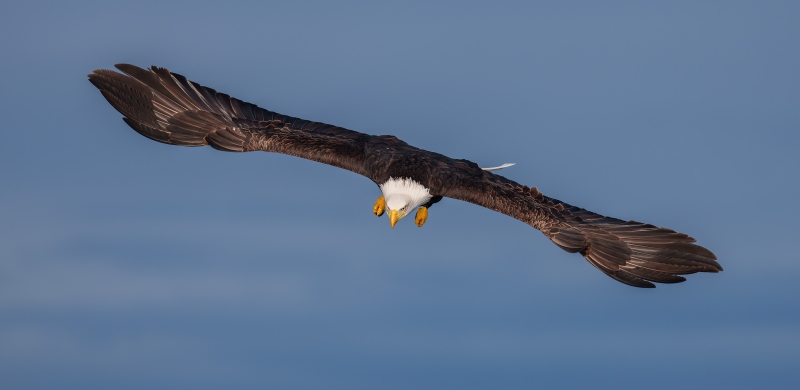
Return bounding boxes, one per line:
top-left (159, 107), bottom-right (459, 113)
top-left (89, 64), bottom-right (721, 288)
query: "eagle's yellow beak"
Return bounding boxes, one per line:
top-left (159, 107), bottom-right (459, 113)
top-left (389, 209), bottom-right (399, 229)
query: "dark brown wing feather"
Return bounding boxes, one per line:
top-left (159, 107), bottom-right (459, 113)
top-left (432, 163), bottom-right (721, 288)
top-left (90, 64), bottom-right (720, 288)
top-left (88, 64), bottom-right (374, 176)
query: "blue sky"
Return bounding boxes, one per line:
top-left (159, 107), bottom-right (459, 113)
top-left (1, 1), bottom-right (798, 389)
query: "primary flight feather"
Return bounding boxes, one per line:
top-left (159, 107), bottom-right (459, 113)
top-left (89, 64), bottom-right (721, 288)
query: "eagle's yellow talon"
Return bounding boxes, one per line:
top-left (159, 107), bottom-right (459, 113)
top-left (415, 207), bottom-right (428, 227)
top-left (373, 195), bottom-right (386, 216)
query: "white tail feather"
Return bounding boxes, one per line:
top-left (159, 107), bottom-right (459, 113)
top-left (481, 163), bottom-right (515, 171)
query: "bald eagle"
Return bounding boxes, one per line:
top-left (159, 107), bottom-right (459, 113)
top-left (88, 64), bottom-right (721, 288)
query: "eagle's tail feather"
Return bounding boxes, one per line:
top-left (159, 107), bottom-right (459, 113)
top-left (481, 163), bottom-right (516, 171)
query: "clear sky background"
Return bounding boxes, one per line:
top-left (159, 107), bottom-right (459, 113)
top-left (1, 1), bottom-right (798, 389)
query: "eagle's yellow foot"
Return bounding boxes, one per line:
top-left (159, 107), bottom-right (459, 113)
top-left (415, 207), bottom-right (428, 227)
top-left (373, 195), bottom-right (386, 216)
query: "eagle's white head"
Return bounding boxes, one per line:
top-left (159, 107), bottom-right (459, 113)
top-left (379, 177), bottom-right (433, 228)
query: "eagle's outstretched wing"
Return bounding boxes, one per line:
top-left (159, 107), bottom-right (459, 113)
top-left (89, 64), bottom-right (374, 176)
top-left (91, 64), bottom-right (720, 288)
top-left (432, 162), bottom-right (721, 288)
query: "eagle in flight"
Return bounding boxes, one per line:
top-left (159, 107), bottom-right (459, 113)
top-left (89, 64), bottom-right (721, 288)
